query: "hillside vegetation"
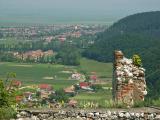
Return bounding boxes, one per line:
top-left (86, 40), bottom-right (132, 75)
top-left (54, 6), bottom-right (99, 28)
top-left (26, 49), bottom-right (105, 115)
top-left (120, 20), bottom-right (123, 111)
top-left (84, 11), bottom-right (160, 98)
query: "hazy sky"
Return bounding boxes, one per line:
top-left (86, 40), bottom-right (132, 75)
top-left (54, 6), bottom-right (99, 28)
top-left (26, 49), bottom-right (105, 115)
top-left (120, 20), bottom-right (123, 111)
top-left (0, 0), bottom-right (160, 23)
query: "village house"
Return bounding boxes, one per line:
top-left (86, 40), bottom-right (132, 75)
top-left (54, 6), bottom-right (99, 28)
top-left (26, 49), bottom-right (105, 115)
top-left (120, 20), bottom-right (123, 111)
top-left (38, 84), bottom-right (54, 99)
top-left (90, 75), bottom-right (97, 82)
top-left (23, 92), bottom-right (35, 101)
top-left (44, 50), bottom-right (54, 56)
top-left (79, 82), bottom-right (93, 91)
top-left (71, 31), bottom-right (81, 38)
top-left (23, 50), bottom-right (44, 61)
top-left (71, 72), bottom-right (86, 81)
top-left (14, 50), bottom-right (54, 62)
top-left (39, 84), bottom-right (53, 91)
top-left (64, 85), bottom-right (75, 96)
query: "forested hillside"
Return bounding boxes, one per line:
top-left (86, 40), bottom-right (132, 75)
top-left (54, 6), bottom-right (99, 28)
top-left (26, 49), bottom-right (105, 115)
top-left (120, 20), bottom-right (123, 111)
top-left (84, 11), bottom-right (160, 98)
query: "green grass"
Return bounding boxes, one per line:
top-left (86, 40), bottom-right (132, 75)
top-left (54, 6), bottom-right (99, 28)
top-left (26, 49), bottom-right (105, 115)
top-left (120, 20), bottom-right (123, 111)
top-left (0, 58), bottom-right (113, 90)
top-left (79, 58), bottom-right (113, 84)
top-left (0, 62), bottom-right (77, 90)
top-left (72, 90), bottom-right (113, 108)
top-left (79, 58), bottom-right (112, 77)
top-left (73, 90), bottom-right (112, 101)
top-left (0, 58), bottom-right (113, 107)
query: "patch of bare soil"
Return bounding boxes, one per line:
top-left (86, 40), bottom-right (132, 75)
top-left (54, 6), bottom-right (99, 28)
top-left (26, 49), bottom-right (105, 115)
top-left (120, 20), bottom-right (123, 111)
top-left (60, 71), bottom-right (72, 74)
top-left (43, 77), bottom-right (54, 80)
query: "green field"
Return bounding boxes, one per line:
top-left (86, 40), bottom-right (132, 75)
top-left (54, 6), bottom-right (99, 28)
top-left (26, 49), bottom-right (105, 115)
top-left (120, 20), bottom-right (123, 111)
top-left (0, 58), bottom-right (113, 90)
top-left (73, 90), bottom-right (112, 101)
top-left (72, 90), bottom-right (113, 108)
top-left (79, 58), bottom-right (112, 78)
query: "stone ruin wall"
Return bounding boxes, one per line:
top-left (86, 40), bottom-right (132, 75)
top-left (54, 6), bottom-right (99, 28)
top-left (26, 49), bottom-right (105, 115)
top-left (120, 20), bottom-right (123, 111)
top-left (113, 50), bottom-right (147, 107)
top-left (16, 109), bottom-right (160, 120)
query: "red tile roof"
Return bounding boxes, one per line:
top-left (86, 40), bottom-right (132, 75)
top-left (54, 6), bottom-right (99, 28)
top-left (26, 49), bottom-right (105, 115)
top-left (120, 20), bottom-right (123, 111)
top-left (90, 75), bottom-right (97, 81)
top-left (79, 82), bottom-right (90, 88)
top-left (16, 95), bottom-right (23, 102)
top-left (39, 84), bottom-right (53, 91)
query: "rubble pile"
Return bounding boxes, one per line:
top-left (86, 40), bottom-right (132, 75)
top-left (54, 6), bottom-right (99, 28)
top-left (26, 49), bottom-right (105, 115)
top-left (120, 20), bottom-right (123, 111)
top-left (113, 50), bottom-right (147, 107)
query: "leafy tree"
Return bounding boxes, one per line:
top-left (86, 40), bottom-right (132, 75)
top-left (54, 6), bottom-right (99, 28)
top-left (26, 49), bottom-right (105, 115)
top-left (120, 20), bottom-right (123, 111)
top-left (56, 43), bottom-right (81, 65)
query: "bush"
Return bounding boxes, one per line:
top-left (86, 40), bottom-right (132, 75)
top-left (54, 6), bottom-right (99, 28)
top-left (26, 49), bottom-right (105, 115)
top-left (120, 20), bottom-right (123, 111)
top-left (0, 80), bottom-right (16, 119)
top-left (132, 54), bottom-right (142, 67)
top-left (0, 107), bottom-right (16, 120)
top-left (49, 89), bottom-right (69, 102)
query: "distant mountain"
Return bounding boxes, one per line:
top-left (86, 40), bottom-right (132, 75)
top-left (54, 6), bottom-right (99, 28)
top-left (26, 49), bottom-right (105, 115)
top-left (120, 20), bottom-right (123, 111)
top-left (84, 11), bottom-right (160, 98)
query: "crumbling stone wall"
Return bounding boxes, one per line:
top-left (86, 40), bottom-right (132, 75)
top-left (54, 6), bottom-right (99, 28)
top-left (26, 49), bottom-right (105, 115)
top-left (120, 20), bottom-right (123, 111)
top-left (16, 109), bottom-right (160, 120)
top-left (113, 50), bottom-right (147, 107)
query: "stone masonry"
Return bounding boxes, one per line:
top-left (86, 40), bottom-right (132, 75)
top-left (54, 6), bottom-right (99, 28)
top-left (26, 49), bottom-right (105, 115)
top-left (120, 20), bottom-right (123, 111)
top-left (14, 108), bottom-right (160, 120)
top-left (113, 50), bottom-right (147, 107)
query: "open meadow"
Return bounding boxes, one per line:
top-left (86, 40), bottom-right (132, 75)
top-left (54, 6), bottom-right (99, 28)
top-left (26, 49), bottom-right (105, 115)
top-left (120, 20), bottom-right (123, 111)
top-left (0, 58), bottom-right (112, 88)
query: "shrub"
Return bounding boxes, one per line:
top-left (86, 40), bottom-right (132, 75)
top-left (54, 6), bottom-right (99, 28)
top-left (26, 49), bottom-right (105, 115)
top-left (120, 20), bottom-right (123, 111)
top-left (0, 80), bottom-right (16, 119)
top-left (132, 54), bottom-right (142, 67)
top-left (0, 107), bottom-right (16, 120)
top-left (49, 89), bottom-right (69, 102)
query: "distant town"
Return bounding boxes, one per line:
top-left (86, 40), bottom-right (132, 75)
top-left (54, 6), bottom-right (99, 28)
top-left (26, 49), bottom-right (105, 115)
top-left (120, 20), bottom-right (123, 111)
top-left (0, 24), bottom-right (112, 110)
top-left (0, 24), bottom-right (107, 42)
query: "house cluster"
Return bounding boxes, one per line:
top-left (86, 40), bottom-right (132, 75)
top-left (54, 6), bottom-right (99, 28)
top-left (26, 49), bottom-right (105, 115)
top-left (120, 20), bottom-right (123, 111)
top-left (71, 72), bottom-right (86, 81)
top-left (79, 82), bottom-right (93, 91)
top-left (70, 71), bottom-right (100, 90)
top-left (44, 31), bottom-right (82, 43)
top-left (15, 82), bottom-right (77, 108)
top-left (0, 24), bottom-right (106, 44)
top-left (15, 83), bottom-right (55, 107)
top-left (13, 70), bottom-right (102, 108)
top-left (13, 50), bottom-right (54, 62)
top-left (43, 25), bottom-right (106, 43)
top-left (37, 84), bottom-right (54, 99)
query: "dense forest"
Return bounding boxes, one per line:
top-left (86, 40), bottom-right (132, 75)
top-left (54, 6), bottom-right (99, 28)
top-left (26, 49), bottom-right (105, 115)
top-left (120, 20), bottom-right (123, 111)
top-left (84, 11), bottom-right (160, 98)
